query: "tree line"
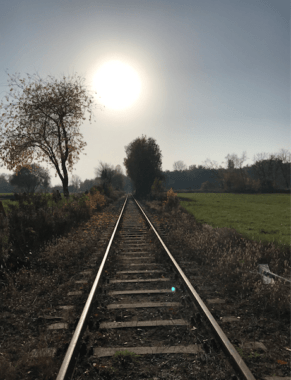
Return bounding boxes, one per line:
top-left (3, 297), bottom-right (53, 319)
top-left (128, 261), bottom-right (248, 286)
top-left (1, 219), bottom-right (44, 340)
top-left (0, 70), bottom-right (289, 200)
top-left (166, 150), bottom-right (290, 193)
top-left (0, 161), bottom-right (133, 195)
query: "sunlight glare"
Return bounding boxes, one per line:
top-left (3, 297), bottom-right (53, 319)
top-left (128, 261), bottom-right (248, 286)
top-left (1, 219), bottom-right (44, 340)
top-left (94, 60), bottom-right (141, 110)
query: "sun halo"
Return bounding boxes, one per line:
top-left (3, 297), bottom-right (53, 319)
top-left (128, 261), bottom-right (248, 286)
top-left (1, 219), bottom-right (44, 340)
top-left (93, 60), bottom-right (141, 110)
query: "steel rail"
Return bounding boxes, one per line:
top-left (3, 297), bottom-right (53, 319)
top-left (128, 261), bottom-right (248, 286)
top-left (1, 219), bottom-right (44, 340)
top-left (56, 195), bottom-right (129, 380)
top-left (133, 195), bottom-right (256, 380)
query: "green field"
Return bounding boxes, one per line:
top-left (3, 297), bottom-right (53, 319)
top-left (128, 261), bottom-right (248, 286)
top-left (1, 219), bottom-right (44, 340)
top-left (178, 193), bottom-right (290, 249)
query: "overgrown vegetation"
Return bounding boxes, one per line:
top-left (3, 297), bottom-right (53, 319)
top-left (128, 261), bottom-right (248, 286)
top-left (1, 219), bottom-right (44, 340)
top-left (143, 193), bottom-right (290, 317)
top-left (0, 188), bottom-right (124, 278)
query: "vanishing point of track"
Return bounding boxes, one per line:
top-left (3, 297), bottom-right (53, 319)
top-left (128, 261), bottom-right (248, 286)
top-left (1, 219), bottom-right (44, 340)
top-left (56, 194), bottom-right (256, 380)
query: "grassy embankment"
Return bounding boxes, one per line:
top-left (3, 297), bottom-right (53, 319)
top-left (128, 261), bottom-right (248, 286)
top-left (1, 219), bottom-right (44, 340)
top-left (177, 193), bottom-right (290, 250)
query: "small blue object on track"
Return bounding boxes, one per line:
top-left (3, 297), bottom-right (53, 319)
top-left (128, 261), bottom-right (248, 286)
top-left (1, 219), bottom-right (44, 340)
top-left (171, 287), bottom-right (175, 292)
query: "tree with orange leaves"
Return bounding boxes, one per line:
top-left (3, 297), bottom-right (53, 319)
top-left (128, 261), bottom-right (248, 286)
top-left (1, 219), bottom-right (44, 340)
top-left (0, 71), bottom-right (101, 198)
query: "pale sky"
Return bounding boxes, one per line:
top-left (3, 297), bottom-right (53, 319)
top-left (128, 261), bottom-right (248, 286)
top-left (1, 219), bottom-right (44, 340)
top-left (0, 0), bottom-right (289, 187)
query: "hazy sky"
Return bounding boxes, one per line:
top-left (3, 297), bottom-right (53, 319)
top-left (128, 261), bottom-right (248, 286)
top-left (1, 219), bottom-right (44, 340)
top-left (0, 0), bottom-right (289, 186)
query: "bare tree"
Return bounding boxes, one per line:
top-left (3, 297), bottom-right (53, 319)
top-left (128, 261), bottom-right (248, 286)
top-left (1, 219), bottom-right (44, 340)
top-left (70, 174), bottom-right (81, 191)
top-left (95, 162), bottom-right (115, 184)
top-left (173, 160), bottom-right (187, 171)
top-left (0, 70), bottom-right (101, 198)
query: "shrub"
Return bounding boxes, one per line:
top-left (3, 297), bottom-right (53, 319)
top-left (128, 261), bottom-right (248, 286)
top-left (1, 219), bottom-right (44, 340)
top-left (1, 192), bottom-right (92, 271)
top-left (150, 177), bottom-right (167, 201)
top-left (163, 188), bottom-right (179, 211)
top-left (85, 189), bottom-right (107, 212)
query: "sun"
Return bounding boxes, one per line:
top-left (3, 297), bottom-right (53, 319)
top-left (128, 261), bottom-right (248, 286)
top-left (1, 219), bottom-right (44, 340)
top-left (93, 60), bottom-right (141, 110)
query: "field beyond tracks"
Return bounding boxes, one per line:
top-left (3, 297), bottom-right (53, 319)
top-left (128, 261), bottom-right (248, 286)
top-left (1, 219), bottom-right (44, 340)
top-left (177, 193), bottom-right (290, 250)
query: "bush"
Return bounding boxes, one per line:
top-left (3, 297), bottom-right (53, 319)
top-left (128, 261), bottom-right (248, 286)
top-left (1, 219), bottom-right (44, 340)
top-left (0, 192), bottom-right (93, 272)
top-left (150, 177), bottom-right (167, 201)
top-left (86, 188), bottom-right (107, 211)
top-left (163, 188), bottom-right (179, 211)
top-left (0, 186), bottom-right (126, 276)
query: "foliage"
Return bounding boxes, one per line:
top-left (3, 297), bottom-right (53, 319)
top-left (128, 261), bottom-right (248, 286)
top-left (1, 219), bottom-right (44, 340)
top-left (144, 192), bottom-right (290, 317)
top-left (9, 163), bottom-right (50, 193)
top-left (111, 171), bottom-right (125, 191)
top-left (0, 174), bottom-right (17, 193)
top-left (79, 178), bottom-right (101, 192)
top-left (0, 187), bottom-right (121, 271)
top-left (150, 177), bottom-right (167, 201)
top-left (124, 135), bottom-right (164, 198)
top-left (202, 150), bottom-right (290, 193)
top-left (0, 71), bottom-right (100, 198)
top-left (164, 150), bottom-right (290, 192)
top-left (252, 152), bottom-right (290, 191)
top-left (163, 188), bottom-right (179, 211)
top-left (95, 162), bottom-right (115, 184)
top-left (85, 188), bottom-right (106, 211)
top-left (0, 193), bottom-right (90, 270)
top-left (95, 162), bottom-right (125, 193)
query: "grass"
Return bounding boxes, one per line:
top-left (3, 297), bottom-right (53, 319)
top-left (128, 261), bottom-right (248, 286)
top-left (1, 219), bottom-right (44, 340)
top-left (177, 193), bottom-right (290, 250)
top-left (1, 192), bottom-right (88, 215)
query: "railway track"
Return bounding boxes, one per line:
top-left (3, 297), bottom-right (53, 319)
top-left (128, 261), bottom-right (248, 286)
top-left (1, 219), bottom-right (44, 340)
top-left (56, 194), bottom-right (256, 380)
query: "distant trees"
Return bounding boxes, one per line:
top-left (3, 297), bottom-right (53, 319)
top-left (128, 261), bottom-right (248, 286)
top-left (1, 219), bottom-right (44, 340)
top-left (201, 150), bottom-right (290, 193)
top-left (160, 149), bottom-right (290, 193)
top-left (173, 160), bottom-right (187, 171)
top-left (9, 164), bottom-right (51, 193)
top-left (70, 174), bottom-right (81, 192)
top-left (0, 71), bottom-right (100, 198)
top-left (95, 162), bottom-right (115, 184)
top-left (252, 149), bottom-right (291, 191)
top-left (123, 135), bottom-right (165, 198)
top-left (111, 165), bottom-right (125, 191)
top-left (277, 149), bottom-right (291, 189)
top-left (94, 161), bottom-right (125, 194)
top-left (0, 174), bottom-right (16, 193)
top-left (79, 178), bottom-right (100, 192)
top-left (200, 181), bottom-right (217, 191)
